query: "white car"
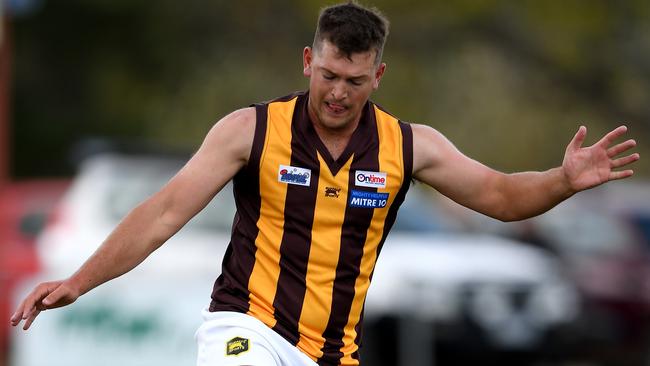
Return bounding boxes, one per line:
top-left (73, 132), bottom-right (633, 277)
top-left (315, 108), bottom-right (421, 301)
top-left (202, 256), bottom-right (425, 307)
top-left (36, 153), bottom-right (235, 275)
top-left (364, 233), bottom-right (578, 365)
top-left (361, 188), bottom-right (579, 365)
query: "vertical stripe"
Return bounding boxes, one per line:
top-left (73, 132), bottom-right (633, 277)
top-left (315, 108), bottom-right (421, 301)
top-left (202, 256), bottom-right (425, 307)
top-left (296, 153), bottom-right (354, 361)
top-left (352, 120), bottom-right (412, 363)
top-left (318, 115), bottom-right (380, 365)
top-left (271, 107), bottom-right (321, 344)
top-left (339, 106), bottom-right (406, 365)
top-left (209, 103), bottom-right (268, 312)
top-left (247, 97), bottom-right (297, 328)
top-left (377, 120), bottom-right (413, 256)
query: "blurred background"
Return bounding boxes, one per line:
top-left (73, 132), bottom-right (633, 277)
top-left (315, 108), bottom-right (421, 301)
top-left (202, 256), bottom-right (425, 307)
top-left (0, 0), bottom-right (648, 365)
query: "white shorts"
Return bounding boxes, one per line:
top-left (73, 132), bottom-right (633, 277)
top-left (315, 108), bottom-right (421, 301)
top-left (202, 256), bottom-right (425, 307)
top-left (195, 310), bottom-right (319, 366)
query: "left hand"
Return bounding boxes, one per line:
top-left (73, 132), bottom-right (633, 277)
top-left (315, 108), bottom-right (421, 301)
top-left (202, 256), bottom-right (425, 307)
top-left (10, 280), bottom-right (79, 330)
top-left (563, 125), bottom-right (640, 193)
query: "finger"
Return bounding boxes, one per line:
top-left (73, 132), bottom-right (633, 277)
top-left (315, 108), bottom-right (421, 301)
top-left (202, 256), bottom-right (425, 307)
top-left (608, 139), bottom-right (637, 157)
top-left (597, 125), bottom-right (627, 148)
top-left (568, 126), bottom-right (587, 152)
top-left (42, 286), bottom-right (67, 308)
top-left (22, 309), bottom-right (41, 331)
top-left (19, 299), bottom-right (34, 321)
top-left (20, 295), bottom-right (40, 320)
top-left (20, 284), bottom-right (52, 319)
top-left (11, 295), bottom-right (31, 324)
top-left (611, 153), bottom-right (640, 169)
top-left (10, 309), bottom-right (23, 326)
top-left (10, 303), bottom-right (29, 325)
top-left (11, 305), bottom-right (25, 324)
top-left (609, 169), bottom-right (634, 181)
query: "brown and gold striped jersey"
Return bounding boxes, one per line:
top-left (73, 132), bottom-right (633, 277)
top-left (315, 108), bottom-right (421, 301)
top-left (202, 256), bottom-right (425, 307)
top-left (210, 91), bottom-right (413, 366)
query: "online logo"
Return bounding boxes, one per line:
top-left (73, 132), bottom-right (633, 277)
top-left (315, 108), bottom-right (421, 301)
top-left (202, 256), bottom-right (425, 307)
top-left (278, 165), bottom-right (311, 186)
top-left (355, 170), bottom-right (387, 188)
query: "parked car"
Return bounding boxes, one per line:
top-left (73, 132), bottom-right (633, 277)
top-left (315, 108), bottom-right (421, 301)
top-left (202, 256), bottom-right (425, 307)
top-left (529, 184), bottom-right (650, 366)
top-left (436, 181), bottom-right (650, 365)
top-left (0, 179), bottom-right (70, 366)
top-left (34, 152), bottom-right (236, 275)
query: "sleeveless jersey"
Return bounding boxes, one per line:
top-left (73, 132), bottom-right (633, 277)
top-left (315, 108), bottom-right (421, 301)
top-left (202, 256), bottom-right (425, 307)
top-left (210, 91), bottom-right (413, 366)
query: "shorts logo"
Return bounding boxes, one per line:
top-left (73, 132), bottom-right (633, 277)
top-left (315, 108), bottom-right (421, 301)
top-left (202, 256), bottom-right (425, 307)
top-left (226, 336), bottom-right (249, 356)
top-left (325, 187), bottom-right (341, 198)
top-left (355, 170), bottom-right (387, 188)
top-left (278, 165), bottom-right (311, 186)
top-left (349, 190), bottom-right (389, 208)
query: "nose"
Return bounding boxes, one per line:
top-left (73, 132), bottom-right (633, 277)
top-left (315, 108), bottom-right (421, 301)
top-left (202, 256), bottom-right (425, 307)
top-left (330, 81), bottom-right (348, 100)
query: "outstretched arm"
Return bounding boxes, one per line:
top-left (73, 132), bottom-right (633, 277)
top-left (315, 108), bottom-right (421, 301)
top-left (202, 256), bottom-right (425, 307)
top-left (10, 107), bottom-right (256, 330)
top-left (412, 124), bottom-right (639, 222)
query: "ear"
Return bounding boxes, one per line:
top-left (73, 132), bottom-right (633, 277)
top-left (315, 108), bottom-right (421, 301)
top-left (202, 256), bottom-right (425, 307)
top-left (372, 62), bottom-right (386, 90)
top-left (303, 46), bottom-right (313, 77)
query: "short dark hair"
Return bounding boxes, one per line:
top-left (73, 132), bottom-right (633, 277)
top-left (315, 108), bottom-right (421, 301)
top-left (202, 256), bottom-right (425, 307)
top-left (313, 2), bottom-right (389, 65)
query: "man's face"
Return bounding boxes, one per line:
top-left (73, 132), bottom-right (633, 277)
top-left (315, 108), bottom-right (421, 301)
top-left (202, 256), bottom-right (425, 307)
top-left (303, 40), bottom-right (386, 132)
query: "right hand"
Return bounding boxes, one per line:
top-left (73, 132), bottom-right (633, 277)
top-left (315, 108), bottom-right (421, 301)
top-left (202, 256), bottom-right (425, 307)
top-left (10, 280), bottom-right (80, 330)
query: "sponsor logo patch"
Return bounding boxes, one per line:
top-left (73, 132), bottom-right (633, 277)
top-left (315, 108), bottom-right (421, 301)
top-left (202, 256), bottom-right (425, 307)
top-left (349, 190), bottom-right (389, 208)
top-left (226, 336), bottom-right (249, 356)
top-left (278, 165), bottom-right (311, 186)
top-left (355, 170), bottom-right (387, 188)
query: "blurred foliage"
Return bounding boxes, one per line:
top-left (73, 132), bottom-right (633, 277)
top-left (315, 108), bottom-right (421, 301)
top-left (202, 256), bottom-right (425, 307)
top-left (10, 0), bottom-right (649, 177)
